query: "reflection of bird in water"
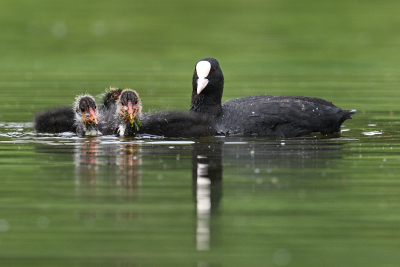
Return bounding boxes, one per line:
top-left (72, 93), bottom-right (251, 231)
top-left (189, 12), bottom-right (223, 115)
top-left (75, 138), bottom-right (99, 188)
top-left (74, 140), bottom-right (142, 223)
top-left (191, 141), bottom-right (223, 251)
top-left (192, 142), bottom-right (223, 211)
top-left (75, 140), bottom-right (141, 193)
top-left (191, 57), bottom-right (356, 137)
top-left (115, 143), bottom-right (141, 191)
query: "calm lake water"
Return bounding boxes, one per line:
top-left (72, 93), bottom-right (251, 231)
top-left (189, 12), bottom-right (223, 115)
top-left (1, 113), bottom-right (400, 266)
top-left (2, 0), bottom-right (400, 266)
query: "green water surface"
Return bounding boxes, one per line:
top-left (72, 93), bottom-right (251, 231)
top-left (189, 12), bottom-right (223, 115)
top-left (1, 0), bottom-right (400, 266)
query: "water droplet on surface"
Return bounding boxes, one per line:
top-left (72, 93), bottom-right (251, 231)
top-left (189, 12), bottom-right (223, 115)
top-left (362, 131), bottom-right (382, 136)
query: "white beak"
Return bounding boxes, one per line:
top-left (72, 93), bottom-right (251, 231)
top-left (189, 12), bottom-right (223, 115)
top-left (197, 78), bottom-right (209, 94)
top-left (196, 61), bottom-right (211, 95)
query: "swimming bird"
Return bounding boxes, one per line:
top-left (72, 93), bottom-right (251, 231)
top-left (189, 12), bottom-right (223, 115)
top-left (73, 94), bottom-right (101, 137)
top-left (113, 89), bottom-right (143, 136)
top-left (105, 88), bottom-right (215, 138)
top-left (34, 94), bottom-right (100, 136)
top-left (190, 58), bottom-right (356, 137)
top-left (34, 88), bottom-right (125, 135)
top-left (34, 87), bottom-right (215, 138)
top-left (34, 106), bottom-right (76, 133)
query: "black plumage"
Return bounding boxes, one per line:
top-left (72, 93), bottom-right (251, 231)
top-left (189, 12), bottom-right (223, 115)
top-left (138, 111), bottom-right (216, 138)
top-left (34, 95), bottom-right (100, 137)
top-left (34, 88), bottom-right (122, 135)
top-left (108, 89), bottom-right (215, 138)
top-left (190, 57), bottom-right (356, 137)
top-left (34, 106), bottom-right (76, 133)
top-left (98, 88), bottom-right (124, 135)
top-left (101, 88), bottom-right (123, 110)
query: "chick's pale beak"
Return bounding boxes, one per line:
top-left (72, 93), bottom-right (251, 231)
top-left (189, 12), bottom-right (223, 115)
top-left (88, 108), bottom-right (98, 124)
top-left (127, 102), bottom-right (134, 120)
top-left (197, 77), bottom-right (209, 95)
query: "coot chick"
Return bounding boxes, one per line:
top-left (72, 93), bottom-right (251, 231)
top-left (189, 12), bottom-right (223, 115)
top-left (34, 106), bottom-right (76, 133)
top-left (73, 94), bottom-right (101, 137)
top-left (101, 88), bottom-right (123, 110)
top-left (34, 95), bottom-right (100, 135)
top-left (108, 88), bottom-right (215, 138)
top-left (190, 58), bottom-right (356, 137)
top-left (97, 87), bottom-right (127, 135)
top-left (34, 87), bottom-right (216, 138)
top-left (113, 89), bottom-right (143, 136)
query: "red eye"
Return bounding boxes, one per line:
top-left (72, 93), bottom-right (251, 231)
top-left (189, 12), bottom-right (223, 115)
top-left (211, 68), bottom-right (215, 73)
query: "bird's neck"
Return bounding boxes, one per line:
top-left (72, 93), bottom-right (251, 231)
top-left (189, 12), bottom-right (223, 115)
top-left (190, 87), bottom-right (223, 117)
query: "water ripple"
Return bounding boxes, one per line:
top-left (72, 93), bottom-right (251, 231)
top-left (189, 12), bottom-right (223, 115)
top-left (362, 131), bottom-right (383, 136)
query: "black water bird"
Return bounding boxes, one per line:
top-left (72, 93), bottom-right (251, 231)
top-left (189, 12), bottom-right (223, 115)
top-left (190, 57), bottom-right (356, 137)
top-left (34, 94), bottom-right (100, 137)
top-left (34, 87), bottom-right (215, 138)
top-left (105, 88), bottom-right (215, 138)
top-left (73, 94), bottom-right (101, 137)
top-left (34, 106), bottom-right (76, 133)
top-left (102, 88), bottom-right (143, 136)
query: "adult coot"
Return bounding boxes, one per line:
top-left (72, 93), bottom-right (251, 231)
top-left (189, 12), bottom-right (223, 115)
top-left (190, 58), bottom-right (356, 137)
